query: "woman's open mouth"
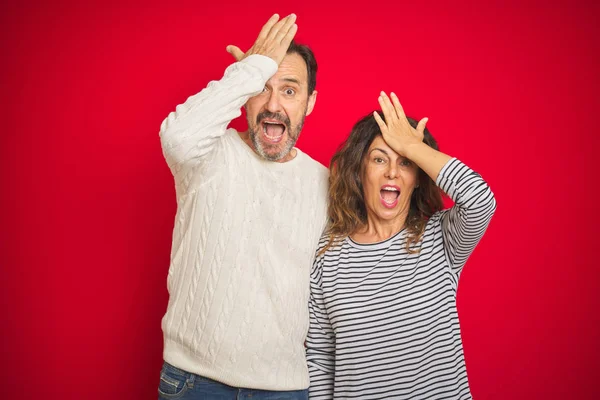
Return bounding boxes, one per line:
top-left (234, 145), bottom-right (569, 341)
top-left (380, 185), bottom-right (400, 208)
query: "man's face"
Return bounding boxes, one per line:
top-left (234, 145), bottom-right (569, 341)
top-left (245, 52), bottom-right (317, 162)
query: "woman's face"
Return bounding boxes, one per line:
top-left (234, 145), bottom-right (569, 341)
top-left (361, 136), bottom-right (419, 225)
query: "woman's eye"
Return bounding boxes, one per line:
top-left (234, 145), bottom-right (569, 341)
top-left (400, 159), bottom-right (411, 167)
top-left (374, 157), bottom-right (385, 164)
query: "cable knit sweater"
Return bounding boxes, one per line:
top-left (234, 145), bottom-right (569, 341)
top-left (159, 55), bottom-right (329, 390)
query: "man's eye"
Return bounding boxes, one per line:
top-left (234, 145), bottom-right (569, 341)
top-left (285, 88), bottom-right (295, 96)
top-left (262, 86), bottom-right (268, 93)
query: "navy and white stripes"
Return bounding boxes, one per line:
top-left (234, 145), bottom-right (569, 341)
top-left (307, 158), bottom-right (496, 399)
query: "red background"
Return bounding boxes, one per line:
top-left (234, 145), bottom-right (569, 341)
top-left (1, 0), bottom-right (599, 399)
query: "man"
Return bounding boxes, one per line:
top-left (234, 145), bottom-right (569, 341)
top-left (158, 13), bottom-right (328, 399)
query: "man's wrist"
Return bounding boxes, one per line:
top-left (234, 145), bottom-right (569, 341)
top-left (241, 54), bottom-right (278, 82)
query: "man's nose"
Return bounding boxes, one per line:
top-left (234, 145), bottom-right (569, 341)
top-left (265, 91), bottom-right (282, 113)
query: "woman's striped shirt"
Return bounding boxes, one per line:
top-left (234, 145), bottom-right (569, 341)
top-left (307, 158), bottom-right (496, 399)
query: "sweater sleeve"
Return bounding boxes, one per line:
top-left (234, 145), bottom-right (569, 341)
top-left (306, 247), bottom-right (336, 399)
top-left (436, 158), bottom-right (497, 276)
top-left (159, 55), bottom-right (277, 183)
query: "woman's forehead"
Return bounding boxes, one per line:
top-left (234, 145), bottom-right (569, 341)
top-left (368, 136), bottom-right (396, 155)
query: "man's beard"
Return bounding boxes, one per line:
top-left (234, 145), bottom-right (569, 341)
top-left (248, 110), bottom-right (306, 161)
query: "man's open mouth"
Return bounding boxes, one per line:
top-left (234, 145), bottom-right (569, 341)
top-left (262, 120), bottom-right (286, 143)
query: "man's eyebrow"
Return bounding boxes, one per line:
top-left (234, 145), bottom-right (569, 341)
top-left (282, 77), bottom-right (301, 85)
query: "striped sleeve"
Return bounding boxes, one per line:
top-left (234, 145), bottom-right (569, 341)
top-left (306, 247), bottom-right (336, 399)
top-left (436, 158), bottom-right (497, 275)
top-left (159, 55), bottom-right (277, 183)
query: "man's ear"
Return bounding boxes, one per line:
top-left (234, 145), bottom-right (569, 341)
top-left (305, 90), bottom-right (318, 116)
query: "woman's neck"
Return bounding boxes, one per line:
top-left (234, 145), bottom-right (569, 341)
top-left (351, 215), bottom-right (406, 244)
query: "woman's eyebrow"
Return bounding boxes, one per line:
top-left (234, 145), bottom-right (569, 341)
top-left (369, 148), bottom-right (388, 156)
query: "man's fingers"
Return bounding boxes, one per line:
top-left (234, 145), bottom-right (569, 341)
top-left (226, 45), bottom-right (245, 61)
top-left (257, 14), bottom-right (280, 41)
top-left (390, 92), bottom-right (406, 120)
top-left (267, 14), bottom-right (296, 43)
top-left (280, 23), bottom-right (298, 50)
top-left (276, 14), bottom-right (297, 43)
top-left (265, 16), bottom-right (287, 42)
top-left (243, 13), bottom-right (297, 64)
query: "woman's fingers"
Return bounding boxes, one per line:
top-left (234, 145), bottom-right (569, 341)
top-left (377, 92), bottom-right (426, 140)
top-left (378, 92), bottom-right (395, 123)
top-left (390, 92), bottom-right (406, 120)
top-left (373, 111), bottom-right (387, 133)
top-left (416, 117), bottom-right (428, 135)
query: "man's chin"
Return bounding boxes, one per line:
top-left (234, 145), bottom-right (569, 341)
top-left (257, 142), bottom-right (290, 161)
top-left (258, 147), bottom-right (285, 161)
top-left (249, 129), bottom-right (296, 161)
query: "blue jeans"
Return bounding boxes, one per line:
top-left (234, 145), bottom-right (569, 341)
top-left (158, 362), bottom-right (309, 400)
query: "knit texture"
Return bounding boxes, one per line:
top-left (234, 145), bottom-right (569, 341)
top-left (159, 55), bottom-right (329, 390)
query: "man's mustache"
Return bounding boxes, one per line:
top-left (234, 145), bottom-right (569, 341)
top-left (256, 111), bottom-right (291, 127)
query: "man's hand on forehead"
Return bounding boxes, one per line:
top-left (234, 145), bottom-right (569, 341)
top-left (226, 13), bottom-right (297, 65)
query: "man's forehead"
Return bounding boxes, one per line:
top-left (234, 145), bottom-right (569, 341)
top-left (272, 53), bottom-right (308, 83)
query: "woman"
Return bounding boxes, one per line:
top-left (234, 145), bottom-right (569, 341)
top-left (306, 92), bottom-right (496, 399)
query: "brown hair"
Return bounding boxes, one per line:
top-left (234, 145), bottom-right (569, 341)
top-left (321, 111), bottom-right (444, 255)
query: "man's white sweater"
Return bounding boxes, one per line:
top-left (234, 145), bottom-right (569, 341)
top-left (159, 54), bottom-right (329, 390)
